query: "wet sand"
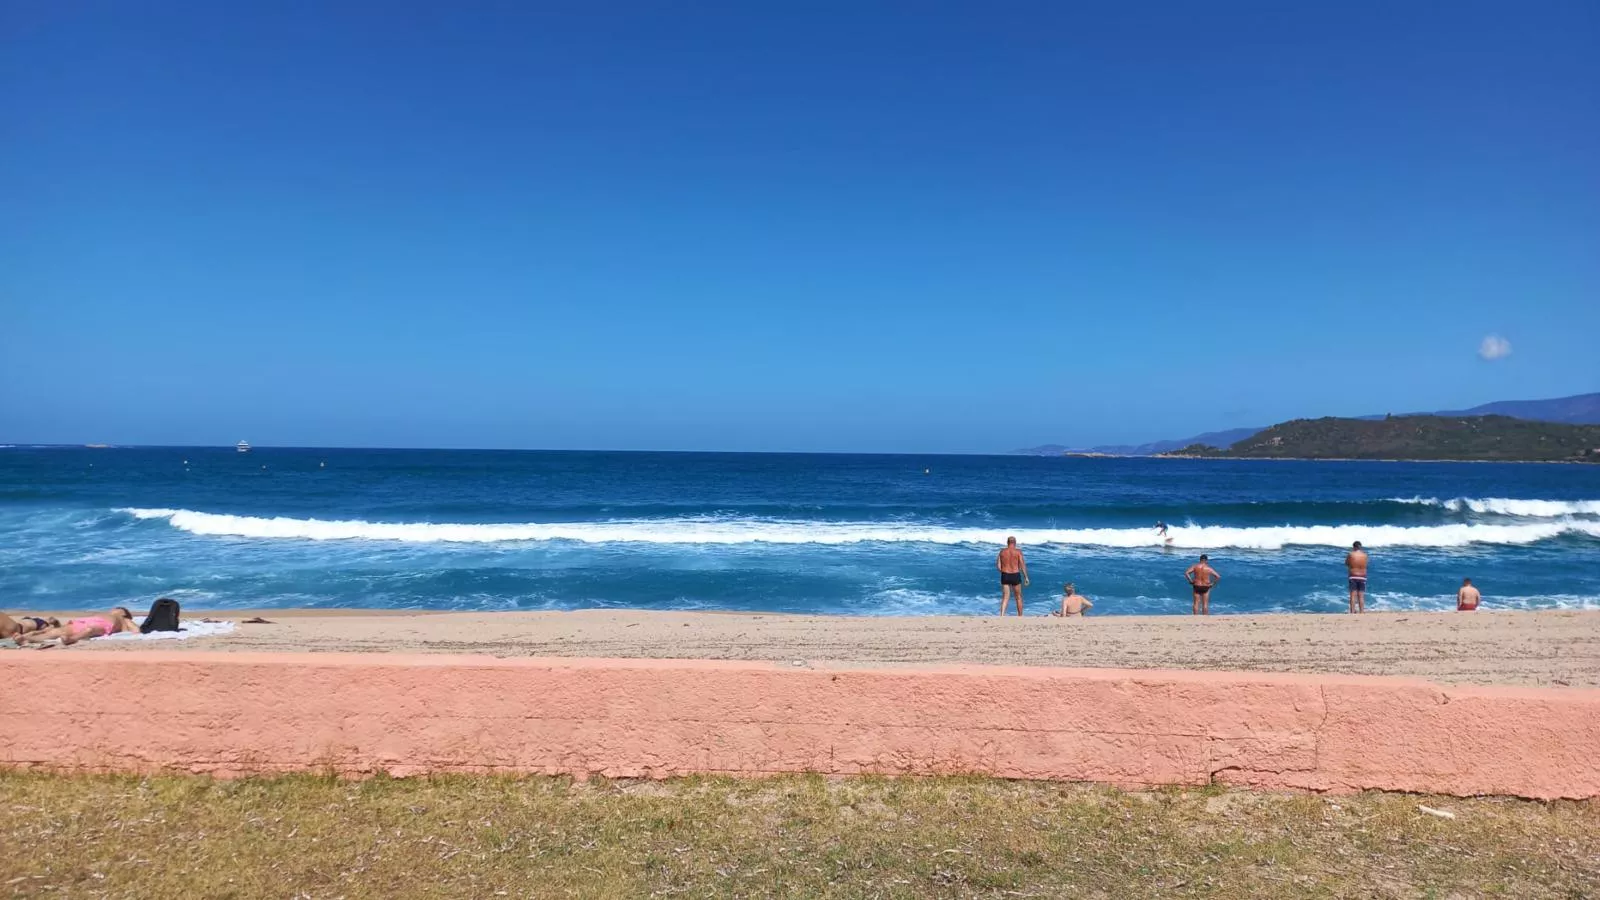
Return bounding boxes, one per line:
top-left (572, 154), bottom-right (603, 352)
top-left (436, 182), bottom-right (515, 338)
top-left (44, 607), bottom-right (1600, 687)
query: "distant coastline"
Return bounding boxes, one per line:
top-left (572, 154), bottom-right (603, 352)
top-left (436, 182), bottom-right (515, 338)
top-left (1153, 454), bottom-right (1596, 465)
top-left (1155, 414), bottom-right (1600, 464)
top-left (1017, 391), bottom-right (1600, 458)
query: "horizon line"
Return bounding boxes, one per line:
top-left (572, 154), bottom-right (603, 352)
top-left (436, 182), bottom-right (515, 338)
top-left (0, 443), bottom-right (1030, 457)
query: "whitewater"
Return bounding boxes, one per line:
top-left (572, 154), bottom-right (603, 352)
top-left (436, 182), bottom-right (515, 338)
top-left (122, 507), bottom-right (1600, 550)
top-left (1391, 497), bottom-right (1600, 517)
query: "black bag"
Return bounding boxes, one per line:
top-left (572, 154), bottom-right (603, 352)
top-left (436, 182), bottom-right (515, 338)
top-left (140, 597), bottom-right (182, 634)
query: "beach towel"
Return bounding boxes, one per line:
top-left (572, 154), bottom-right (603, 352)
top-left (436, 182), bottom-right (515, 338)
top-left (100, 619), bottom-right (236, 642)
top-left (140, 597), bottom-right (182, 633)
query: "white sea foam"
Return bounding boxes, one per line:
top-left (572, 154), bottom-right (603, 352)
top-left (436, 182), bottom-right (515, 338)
top-left (865, 588), bottom-right (979, 616)
top-left (119, 508), bottom-right (1600, 550)
top-left (1390, 497), bottom-right (1600, 517)
top-left (1363, 593), bottom-right (1600, 613)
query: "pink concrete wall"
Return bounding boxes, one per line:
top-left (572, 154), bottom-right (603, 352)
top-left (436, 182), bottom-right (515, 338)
top-left (2, 652), bottom-right (1596, 799)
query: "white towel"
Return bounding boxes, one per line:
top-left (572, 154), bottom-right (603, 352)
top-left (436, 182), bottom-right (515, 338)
top-left (98, 618), bottom-right (237, 642)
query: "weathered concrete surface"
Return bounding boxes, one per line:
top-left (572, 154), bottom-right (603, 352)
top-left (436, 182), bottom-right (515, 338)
top-left (2, 652), bottom-right (1596, 799)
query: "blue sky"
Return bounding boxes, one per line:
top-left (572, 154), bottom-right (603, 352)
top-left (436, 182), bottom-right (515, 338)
top-left (3, 1), bottom-right (1596, 452)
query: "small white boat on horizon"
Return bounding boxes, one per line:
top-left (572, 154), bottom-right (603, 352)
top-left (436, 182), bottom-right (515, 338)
top-left (237, 440), bottom-right (251, 453)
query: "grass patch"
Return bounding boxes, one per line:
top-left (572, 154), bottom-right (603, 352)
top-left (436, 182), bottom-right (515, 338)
top-left (1, 772), bottom-right (1595, 898)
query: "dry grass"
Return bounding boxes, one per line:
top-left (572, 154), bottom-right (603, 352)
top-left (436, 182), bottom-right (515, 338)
top-left (1, 772), bottom-right (1596, 898)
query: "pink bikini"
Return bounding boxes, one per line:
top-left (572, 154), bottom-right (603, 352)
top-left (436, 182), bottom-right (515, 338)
top-left (68, 616), bottom-right (116, 635)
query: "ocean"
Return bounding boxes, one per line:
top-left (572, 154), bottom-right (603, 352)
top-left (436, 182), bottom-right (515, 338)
top-left (3, 447), bottom-right (1598, 616)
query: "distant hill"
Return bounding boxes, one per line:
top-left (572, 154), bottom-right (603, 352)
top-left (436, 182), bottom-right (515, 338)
top-left (1164, 415), bottom-right (1600, 462)
top-left (1078, 427), bottom-right (1263, 457)
top-left (1432, 392), bottom-right (1600, 425)
top-left (1017, 392), bottom-right (1600, 456)
top-left (1013, 444), bottom-right (1076, 456)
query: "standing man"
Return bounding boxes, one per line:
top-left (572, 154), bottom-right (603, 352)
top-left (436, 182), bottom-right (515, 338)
top-left (1345, 541), bottom-right (1369, 614)
top-left (1457, 578), bottom-right (1481, 611)
top-left (1184, 554), bottom-right (1219, 615)
top-left (997, 536), bottom-right (1029, 616)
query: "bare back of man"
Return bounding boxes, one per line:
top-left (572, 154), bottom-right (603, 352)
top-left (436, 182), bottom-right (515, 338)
top-left (1053, 584), bottom-right (1093, 617)
top-left (997, 537), bottom-right (1029, 616)
top-left (1184, 555), bottom-right (1218, 615)
top-left (1345, 542), bottom-right (1369, 613)
top-left (1457, 579), bottom-right (1481, 611)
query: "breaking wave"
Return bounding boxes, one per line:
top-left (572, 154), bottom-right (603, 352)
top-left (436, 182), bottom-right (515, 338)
top-left (1390, 497), bottom-right (1600, 517)
top-left (119, 508), bottom-right (1600, 550)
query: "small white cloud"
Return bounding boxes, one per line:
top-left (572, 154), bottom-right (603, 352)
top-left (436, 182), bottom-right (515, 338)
top-left (1478, 334), bottom-right (1512, 361)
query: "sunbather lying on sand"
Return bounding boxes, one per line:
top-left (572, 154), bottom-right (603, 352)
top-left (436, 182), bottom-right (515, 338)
top-left (2, 613), bottom-right (62, 641)
top-left (13, 607), bottom-right (139, 646)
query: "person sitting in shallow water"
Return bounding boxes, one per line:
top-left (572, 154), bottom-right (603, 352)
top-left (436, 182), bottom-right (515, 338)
top-left (1051, 583), bottom-right (1094, 617)
top-left (13, 607), bottom-right (139, 646)
top-left (2, 613), bottom-right (62, 642)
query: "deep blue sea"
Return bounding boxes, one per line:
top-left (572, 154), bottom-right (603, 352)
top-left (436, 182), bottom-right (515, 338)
top-left (3, 447), bottom-right (1599, 616)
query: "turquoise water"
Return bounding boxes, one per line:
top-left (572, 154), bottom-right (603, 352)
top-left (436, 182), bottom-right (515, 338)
top-left (2, 447), bottom-right (1598, 615)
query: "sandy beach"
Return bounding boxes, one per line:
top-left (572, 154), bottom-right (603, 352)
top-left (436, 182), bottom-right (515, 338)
top-left (44, 607), bottom-right (1600, 687)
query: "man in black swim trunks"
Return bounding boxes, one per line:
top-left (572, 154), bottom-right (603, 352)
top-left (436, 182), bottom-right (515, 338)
top-left (1184, 554), bottom-right (1219, 615)
top-left (997, 536), bottom-right (1030, 616)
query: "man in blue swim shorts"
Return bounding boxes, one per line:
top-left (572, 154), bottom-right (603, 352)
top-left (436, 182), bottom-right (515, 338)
top-left (1345, 541), bottom-right (1369, 613)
